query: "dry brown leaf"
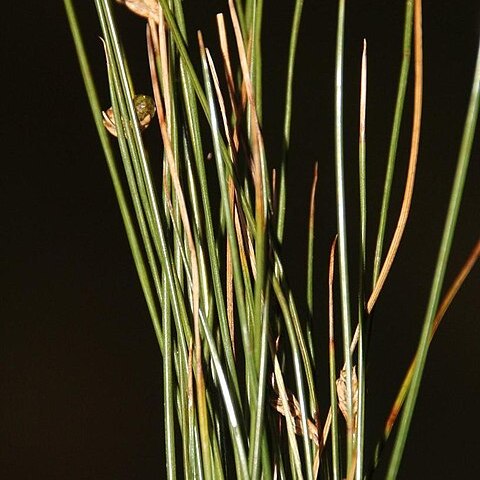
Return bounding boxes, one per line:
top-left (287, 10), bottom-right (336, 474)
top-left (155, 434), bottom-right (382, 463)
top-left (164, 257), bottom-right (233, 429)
top-left (336, 366), bottom-right (358, 429)
top-left (115, 0), bottom-right (159, 23)
top-left (271, 389), bottom-right (319, 446)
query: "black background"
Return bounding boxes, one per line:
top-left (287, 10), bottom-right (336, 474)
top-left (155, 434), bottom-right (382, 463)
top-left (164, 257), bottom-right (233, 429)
top-left (2, 1), bottom-right (479, 478)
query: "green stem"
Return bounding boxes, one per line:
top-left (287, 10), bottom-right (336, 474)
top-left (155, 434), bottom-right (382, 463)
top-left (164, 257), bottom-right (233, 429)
top-left (356, 40), bottom-right (368, 480)
top-left (306, 163), bottom-right (318, 363)
top-left (372, 0), bottom-right (413, 286)
top-left (328, 237), bottom-right (341, 480)
top-left (334, 0), bottom-right (354, 469)
top-left (387, 30), bottom-right (480, 480)
top-left (277, 0), bottom-right (304, 242)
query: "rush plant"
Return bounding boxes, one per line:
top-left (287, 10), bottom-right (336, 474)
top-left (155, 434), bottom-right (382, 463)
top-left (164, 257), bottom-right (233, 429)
top-left (64, 1), bottom-right (480, 478)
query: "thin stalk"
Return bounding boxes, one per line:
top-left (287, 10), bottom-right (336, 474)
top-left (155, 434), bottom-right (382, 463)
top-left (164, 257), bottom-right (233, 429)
top-left (162, 274), bottom-right (176, 479)
top-left (334, 0), bottom-right (354, 468)
top-left (372, 0), bottom-right (414, 286)
top-left (387, 22), bottom-right (480, 478)
top-left (234, 0), bottom-right (246, 36)
top-left (158, 0), bottom-right (208, 114)
top-left (367, 1), bottom-right (422, 316)
top-left (250, 288), bottom-right (271, 480)
top-left (154, 17), bottom-right (179, 476)
top-left (328, 236), bottom-right (340, 480)
top-left (306, 163), bottom-right (319, 363)
top-left (251, 0), bottom-right (264, 122)
top-left (192, 417), bottom-right (206, 480)
top-left (187, 346), bottom-right (196, 479)
top-left (178, 331), bottom-right (192, 477)
top-left (148, 25), bottom-right (178, 479)
top-left (286, 291), bottom-right (318, 417)
top-left (355, 39), bottom-right (368, 480)
top-left (277, 0), bottom-right (304, 242)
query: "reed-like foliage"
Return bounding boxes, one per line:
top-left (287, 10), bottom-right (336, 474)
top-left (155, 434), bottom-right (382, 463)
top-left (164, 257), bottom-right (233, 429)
top-left (64, 0), bottom-right (480, 478)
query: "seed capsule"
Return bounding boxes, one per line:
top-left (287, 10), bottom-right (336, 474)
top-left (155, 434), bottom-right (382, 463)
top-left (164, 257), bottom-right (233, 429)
top-left (102, 94), bottom-right (156, 137)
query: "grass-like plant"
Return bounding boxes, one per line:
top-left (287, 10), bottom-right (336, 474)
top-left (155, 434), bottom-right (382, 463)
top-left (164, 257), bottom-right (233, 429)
top-left (64, 0), bottom-right (480, 478)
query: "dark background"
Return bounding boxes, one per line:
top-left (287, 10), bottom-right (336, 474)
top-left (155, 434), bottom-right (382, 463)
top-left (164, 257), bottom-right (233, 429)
top-left (2, 1), bottom-right (479, 478)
